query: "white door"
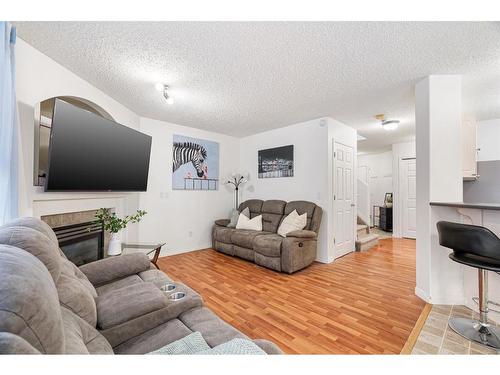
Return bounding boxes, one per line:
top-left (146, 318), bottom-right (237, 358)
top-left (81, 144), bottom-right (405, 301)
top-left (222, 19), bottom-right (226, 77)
top-left (334, 142), bottom-right (355, 258)
top-left (401, 158), bottom-right (417, 239)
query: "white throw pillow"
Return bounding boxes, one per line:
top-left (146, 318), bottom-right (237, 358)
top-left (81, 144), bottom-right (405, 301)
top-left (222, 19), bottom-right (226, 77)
top-left (236, 213), bottom-right (263, 231)
top-left (277, 210), bottom-right (307, 237)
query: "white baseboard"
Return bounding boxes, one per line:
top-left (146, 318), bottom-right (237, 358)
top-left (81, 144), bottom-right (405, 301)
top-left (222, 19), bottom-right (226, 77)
top-left (430, 294), bottom-right (465, 305)
top-left (160, 247), bottom-right (209, 257)
top-left (162, 247), bottom-right (336, 265)
top-left (415, 286), bottom-right (465, 305)
top-left (415, 286), bottom-right (430, 302)
top-left (316, 255), bottom-right (334, 264)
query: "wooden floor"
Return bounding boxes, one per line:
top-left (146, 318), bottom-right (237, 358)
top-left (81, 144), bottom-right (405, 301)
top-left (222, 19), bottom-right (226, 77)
top-left (157, 238), bottom-right (424, 354)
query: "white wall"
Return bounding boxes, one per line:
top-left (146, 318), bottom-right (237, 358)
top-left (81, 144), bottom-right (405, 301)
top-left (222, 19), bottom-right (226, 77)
top-left (392, 141), bottom-right (416, 238)
top-left (477, 118), bottom-right (500, 162)
top-left (15, 38), bottom-right (141, 242)
top-left (239, 118), bottom-right (331, 262)
top-left (358, 151), bottom-right (393, 225)
top-left (415, 75), bottom-right (463, 303)
top-left (138, 118), bottom-right (239, 255)
top-left (238, 117), bottom-right (356, 263)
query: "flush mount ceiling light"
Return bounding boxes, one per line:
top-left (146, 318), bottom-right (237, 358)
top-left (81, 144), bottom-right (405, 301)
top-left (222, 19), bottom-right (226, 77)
top-left (155, 83), bottom-right (174, 105)
top-left (375, 114), bottom-right (399, 131)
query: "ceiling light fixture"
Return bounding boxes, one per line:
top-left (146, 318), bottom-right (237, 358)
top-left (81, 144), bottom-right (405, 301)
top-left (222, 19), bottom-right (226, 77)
top-left (381, 120), bottom-right (399, 131)
top-left (375, 114), bottom-right (399, 131)
top-left (155, 83), bottom-right (174, 105)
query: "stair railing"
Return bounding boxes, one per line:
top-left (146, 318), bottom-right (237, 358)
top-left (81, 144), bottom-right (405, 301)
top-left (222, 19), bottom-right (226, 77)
top-left (357, 178), bottom-right (370, 226)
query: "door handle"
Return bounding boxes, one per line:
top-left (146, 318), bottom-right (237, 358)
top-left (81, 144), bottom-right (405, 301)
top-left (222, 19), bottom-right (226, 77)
top-left (351, 203), bottom-right (356, 207)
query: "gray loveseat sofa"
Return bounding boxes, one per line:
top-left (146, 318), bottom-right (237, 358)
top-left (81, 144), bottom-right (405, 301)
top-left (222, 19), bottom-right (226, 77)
top-left (213, 200), bottom-right (323, 273)
top-left (0, 217), bottom-right (281, 354)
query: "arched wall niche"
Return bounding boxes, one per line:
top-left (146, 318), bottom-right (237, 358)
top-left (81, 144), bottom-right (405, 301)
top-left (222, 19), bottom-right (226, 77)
top-left (34, 96), bottom-right (115, 186)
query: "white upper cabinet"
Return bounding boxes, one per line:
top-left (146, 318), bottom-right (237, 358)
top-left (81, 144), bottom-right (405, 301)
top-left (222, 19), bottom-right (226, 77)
top-left (462, 117), bottom-right (478, 180)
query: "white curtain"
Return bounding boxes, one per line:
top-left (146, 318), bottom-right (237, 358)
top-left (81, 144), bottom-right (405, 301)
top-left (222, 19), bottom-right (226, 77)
top-left (0, 22), bottom-right (18, 225)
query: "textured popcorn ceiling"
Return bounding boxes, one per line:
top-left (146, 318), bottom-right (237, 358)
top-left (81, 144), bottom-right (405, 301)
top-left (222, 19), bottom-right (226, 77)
top-left (14, 22), bottom-right (500, 152)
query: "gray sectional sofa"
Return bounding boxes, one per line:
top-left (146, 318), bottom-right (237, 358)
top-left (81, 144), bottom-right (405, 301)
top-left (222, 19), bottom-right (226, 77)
top-left (213, 199), bottom-right (323, 273)
top-left (0, 217), bottom-right (281, 354)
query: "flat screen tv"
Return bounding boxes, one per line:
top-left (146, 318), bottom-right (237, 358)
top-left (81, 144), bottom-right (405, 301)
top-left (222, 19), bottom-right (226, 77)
top-left (45, 99), bottom-right (152, 192)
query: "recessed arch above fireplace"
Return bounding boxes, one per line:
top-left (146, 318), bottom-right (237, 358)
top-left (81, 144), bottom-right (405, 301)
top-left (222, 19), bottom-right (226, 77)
top-left (34, 96), bottom-right (114, 187)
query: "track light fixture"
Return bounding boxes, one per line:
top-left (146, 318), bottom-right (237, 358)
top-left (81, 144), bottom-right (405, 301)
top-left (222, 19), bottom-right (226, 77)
top-left (155, 83), bottom-right (174, 105)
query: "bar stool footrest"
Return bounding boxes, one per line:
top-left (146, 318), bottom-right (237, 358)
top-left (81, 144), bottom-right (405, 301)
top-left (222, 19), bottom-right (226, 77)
top-left (472, 297), bottom-right (500, 314)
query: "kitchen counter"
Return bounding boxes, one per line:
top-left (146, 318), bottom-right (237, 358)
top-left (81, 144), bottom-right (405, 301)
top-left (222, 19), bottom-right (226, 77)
top-left (430, 202), bottom-right (500, 210)
top-left (429, 200), bottom-right (500, 322)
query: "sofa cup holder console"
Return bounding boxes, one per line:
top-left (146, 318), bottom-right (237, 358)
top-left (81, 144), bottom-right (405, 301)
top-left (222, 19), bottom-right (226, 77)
top-left (168, 291), bottom-right (186, 301)
top-left (160, 283), bottom-right (177, 293)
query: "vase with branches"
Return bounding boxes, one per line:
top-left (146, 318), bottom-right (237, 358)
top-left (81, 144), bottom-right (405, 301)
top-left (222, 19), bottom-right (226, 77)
top-left (95, 208), bottom-right (147, 255)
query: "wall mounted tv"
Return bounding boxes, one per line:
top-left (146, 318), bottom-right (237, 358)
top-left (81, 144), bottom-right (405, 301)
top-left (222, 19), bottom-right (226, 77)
top-left (45, 99), bottom-right (152, 192)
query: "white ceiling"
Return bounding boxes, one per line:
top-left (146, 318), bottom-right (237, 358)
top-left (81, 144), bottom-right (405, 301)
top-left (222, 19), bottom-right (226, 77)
top-left (14, 22), bottom-right (500, 152)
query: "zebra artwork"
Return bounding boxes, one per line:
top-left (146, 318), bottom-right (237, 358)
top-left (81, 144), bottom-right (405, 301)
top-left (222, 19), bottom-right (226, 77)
top-left (172, 135), bottom-right (220, 190)
top-left (172, 142), bottom-right (207, 178)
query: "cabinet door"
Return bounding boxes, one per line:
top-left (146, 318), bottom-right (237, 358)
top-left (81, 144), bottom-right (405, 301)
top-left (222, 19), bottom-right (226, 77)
top-left (462, 118), bottom-right (477, 180)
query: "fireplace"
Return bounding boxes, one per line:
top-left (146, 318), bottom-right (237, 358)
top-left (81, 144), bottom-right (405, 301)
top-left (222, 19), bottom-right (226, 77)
top-left (53, 221), bottom-right (104, 266)
top-left (41, 209), bottom-right (112, 266)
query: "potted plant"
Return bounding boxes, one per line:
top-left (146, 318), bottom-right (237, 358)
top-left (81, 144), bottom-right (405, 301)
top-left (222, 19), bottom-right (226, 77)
top-left (95, 208), bottom-right (147, 256)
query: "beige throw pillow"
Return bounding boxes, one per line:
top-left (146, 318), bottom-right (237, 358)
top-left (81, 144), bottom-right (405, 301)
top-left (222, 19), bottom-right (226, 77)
top-left (236, 213), bottom-right (263, 231)
top-left (277, 210), bottom-right (307, 237)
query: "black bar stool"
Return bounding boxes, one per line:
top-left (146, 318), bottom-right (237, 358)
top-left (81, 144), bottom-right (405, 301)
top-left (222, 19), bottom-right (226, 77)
top-left (437, 221), bottom-right (500, 349)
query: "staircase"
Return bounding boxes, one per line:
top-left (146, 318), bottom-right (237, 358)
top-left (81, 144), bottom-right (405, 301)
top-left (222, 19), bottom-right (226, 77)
top-left (355, 217), bottom-right (379, 252)
top-left (355, 170), bottom-right (379, 251)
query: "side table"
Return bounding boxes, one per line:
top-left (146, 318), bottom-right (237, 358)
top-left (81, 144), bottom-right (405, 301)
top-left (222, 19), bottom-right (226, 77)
top-left (121, 242), bottom-right (166, 269)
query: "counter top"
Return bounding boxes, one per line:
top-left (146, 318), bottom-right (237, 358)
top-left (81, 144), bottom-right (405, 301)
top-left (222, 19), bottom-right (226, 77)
top-left (430, 202), bottom-right (500, 210)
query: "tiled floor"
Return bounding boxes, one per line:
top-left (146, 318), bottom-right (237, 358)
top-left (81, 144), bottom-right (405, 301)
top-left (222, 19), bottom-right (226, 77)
top-left (412, 305), bottom-right (499, 354)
